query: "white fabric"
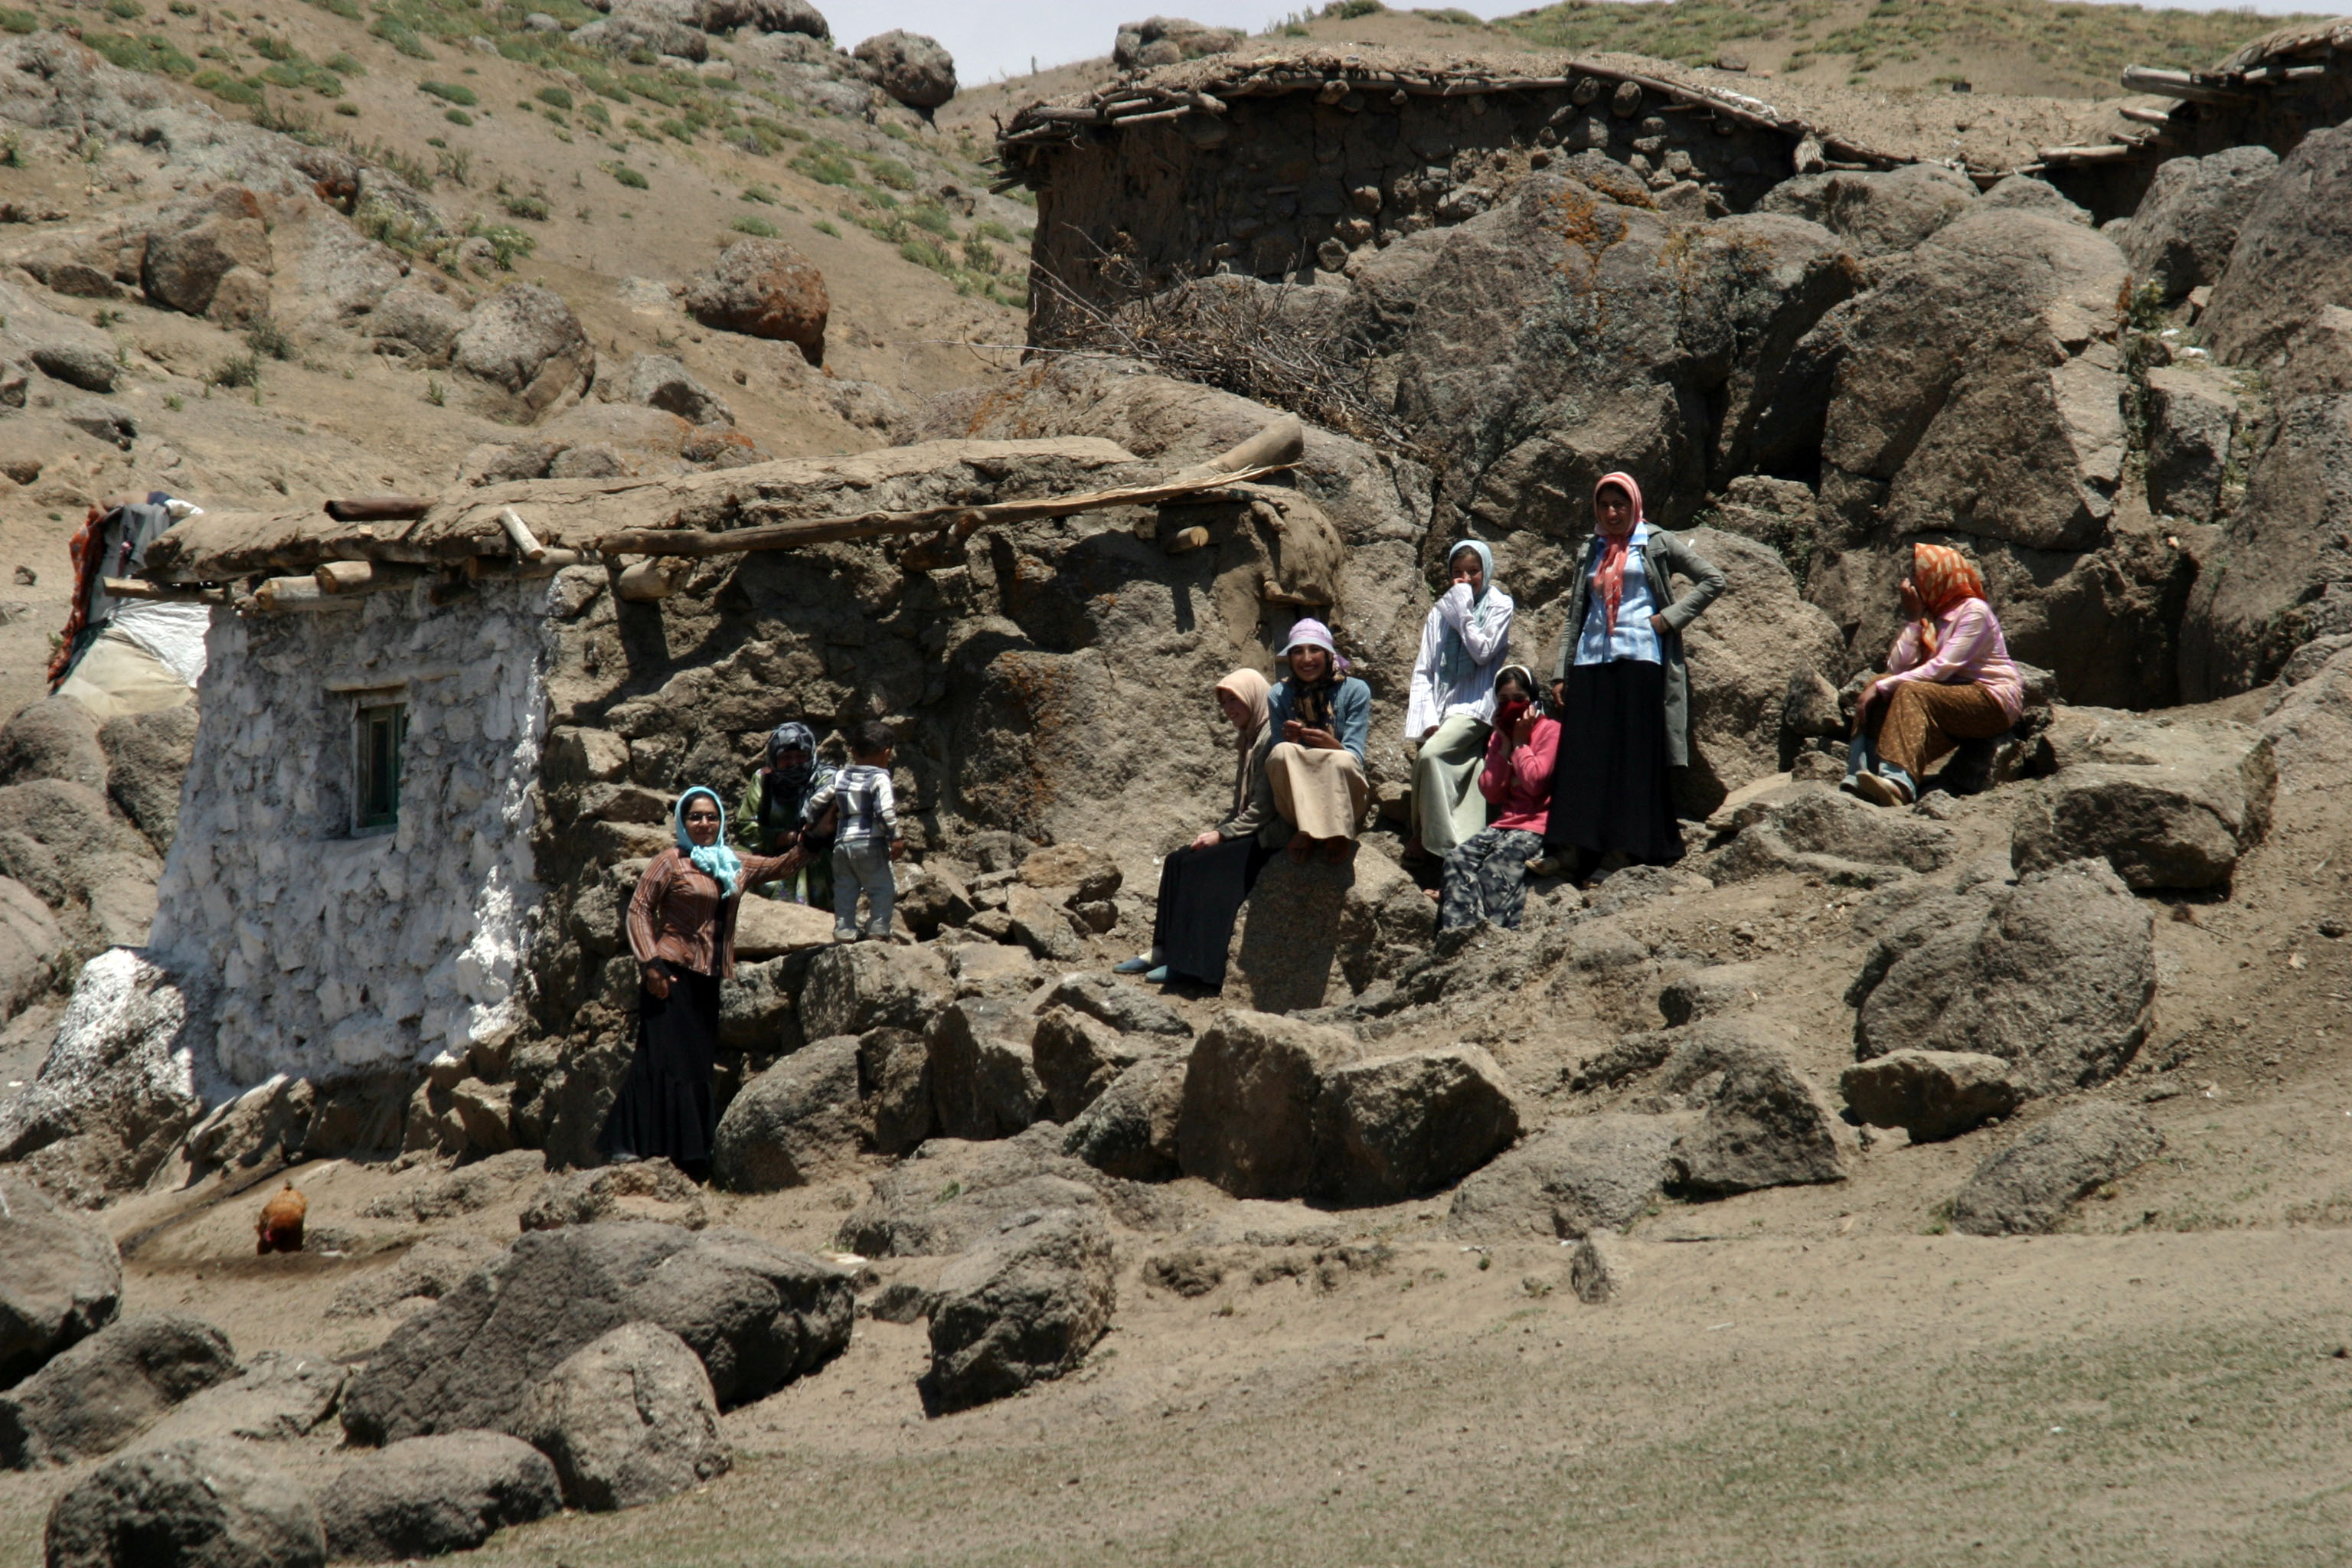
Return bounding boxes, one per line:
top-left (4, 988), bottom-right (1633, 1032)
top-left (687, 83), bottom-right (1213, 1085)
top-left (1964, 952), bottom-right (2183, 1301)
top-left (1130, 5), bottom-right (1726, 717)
top-left (109, 600), bottom-right (211, 688)
top-left (1575, 522), bottom-right (1662, 666)
top-left (1405, 582), bottom-right (1513, 739)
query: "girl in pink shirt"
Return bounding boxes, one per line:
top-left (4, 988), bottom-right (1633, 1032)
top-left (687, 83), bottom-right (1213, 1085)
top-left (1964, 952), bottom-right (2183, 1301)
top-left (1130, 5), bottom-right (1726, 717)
top-left (1846, 543), bottom-right (2023, 807)
top-left (1437, 665), bottom-right (1560, 930)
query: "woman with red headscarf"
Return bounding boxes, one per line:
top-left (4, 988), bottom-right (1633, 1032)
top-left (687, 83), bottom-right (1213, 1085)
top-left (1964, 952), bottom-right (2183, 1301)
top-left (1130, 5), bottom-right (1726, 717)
top-left (1844, 542), bottom-right (2024, 808)
top-left (1544, 472), bottom-right (1726, 879)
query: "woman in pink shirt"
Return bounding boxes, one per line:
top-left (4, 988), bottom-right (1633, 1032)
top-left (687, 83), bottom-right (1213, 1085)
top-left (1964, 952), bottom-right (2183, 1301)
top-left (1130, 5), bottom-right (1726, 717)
top-left (1845, 543), bottom-right (2024, 808)
top-left (1437, 665), bottom-right (1559, 931)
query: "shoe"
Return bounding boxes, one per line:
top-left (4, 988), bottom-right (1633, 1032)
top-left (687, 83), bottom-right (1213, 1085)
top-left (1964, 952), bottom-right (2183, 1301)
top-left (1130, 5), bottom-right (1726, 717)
top-left (1144, 965), bottom-right (1169, 985)
top-left (1321, 837), bottom-right (1358, 865)
top-left (832, 927), bottom-right (859, 942)
top-left (1112, 956), bottom-right (1155, 975)
top-left (1528, 856), bottom-right (1562, 878)
top-left (1849, 771), bottom-right (1904, 808)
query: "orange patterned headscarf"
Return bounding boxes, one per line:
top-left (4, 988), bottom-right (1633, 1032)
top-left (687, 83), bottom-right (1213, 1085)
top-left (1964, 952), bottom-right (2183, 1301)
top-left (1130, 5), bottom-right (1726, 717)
top-left (1911, 543), bottom-right (1985, 617)
top-left (1592, 472), bottom-right (1645, 635)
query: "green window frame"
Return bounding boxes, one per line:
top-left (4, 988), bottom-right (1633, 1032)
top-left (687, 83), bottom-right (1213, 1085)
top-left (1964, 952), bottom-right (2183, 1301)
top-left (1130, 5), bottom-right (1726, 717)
top-left (356, 701), bottom-right (408, 831)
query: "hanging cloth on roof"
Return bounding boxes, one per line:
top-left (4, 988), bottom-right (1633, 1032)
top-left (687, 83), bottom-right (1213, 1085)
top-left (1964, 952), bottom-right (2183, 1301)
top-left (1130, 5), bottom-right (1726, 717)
top-left (48, 497), bottom-right (182, 690)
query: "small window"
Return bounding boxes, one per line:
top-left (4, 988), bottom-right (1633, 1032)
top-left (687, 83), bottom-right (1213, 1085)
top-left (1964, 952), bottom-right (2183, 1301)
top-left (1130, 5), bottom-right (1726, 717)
top-left (355, 702), bottom-right (408, 831)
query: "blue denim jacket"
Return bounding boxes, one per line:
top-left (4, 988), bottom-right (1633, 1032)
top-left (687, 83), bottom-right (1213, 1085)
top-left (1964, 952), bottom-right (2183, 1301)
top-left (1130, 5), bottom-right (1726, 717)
top-left (1268, 675), bottom-right (1372, 763)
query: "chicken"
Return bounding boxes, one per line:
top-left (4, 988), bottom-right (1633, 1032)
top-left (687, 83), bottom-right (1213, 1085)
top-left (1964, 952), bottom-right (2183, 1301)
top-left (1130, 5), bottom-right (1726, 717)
top-left (255, 1180), bottom-right (306, 1255)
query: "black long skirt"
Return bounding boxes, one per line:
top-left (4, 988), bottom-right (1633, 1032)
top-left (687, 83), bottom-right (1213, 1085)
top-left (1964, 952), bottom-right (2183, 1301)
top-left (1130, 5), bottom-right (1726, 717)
top-left (1154, 836), bottom-right (1274, 987)
top-left (595, 960), bottom-right (720, 1172)
top-left (1545, 659), bottom-right (1684, 866)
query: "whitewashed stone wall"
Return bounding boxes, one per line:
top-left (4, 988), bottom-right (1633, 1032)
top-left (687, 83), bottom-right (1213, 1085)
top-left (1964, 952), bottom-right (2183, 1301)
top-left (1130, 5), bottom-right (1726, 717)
top-left (145, 578), bottom-right (555, 1086)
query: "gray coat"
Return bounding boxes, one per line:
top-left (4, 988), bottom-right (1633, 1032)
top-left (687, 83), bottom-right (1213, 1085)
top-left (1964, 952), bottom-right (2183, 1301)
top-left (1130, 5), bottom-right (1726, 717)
top-left (1550, 528), bottom-right (1728, 767)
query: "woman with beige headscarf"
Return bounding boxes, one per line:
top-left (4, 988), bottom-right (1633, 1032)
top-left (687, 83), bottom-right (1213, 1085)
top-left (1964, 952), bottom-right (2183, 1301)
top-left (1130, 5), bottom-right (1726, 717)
top-left (1115, 668), bottom-right (1282, 987)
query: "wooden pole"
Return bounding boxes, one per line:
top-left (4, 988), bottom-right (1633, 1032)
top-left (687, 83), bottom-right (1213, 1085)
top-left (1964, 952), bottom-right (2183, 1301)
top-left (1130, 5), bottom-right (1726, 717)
top-left (616, 557), bottom-right (691, 602)
top-left (323, 495), bottom-right (433, 523)
top-left (315, 560), bottom-right (423, 595)
top-left (102, 577), bottom-right (220, 604)
top-left (253, 576), bottom-right (329, 612)
top-left (467, 549), bottom-right (583, 580)
top-left (588, 461), bottom-right (1293, 560)
top-left (498, 506), bottom-right (548, 563)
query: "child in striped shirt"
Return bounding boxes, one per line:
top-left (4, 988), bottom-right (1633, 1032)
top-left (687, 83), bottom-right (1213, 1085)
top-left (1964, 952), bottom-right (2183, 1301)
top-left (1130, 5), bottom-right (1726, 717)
top-left (805, 720), bottom-right (904, 940)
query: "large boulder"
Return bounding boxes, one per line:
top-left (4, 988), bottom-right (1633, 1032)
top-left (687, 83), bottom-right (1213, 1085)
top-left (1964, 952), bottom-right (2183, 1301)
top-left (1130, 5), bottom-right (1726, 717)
top-left (316, 1432), bottom-right (561, 1562)
top-left (1704, 782), bottom-right (1955, 887)
top-left (855, 1025), bottom-right (933, 1155)
top-left (0, 1167), bottom-right (121, 1387)
top-left (96, 704), bottom-right (199, 854)
top-left (367, 279), bottom-right (468, 366)
top-left (514, 1322), bottom-right (730, 1511)
top-left (615, 352), bottom-right (731, 426)
top-left (798, 942), bottom-right (949, 1041)
top-left (0, 696), bottom-right (106, 791)
top-left (1113, 16), bottom-right (1243, 69)
top-left (835, 1125), bottom-right (1182, 1256)
top-left (452, 284), bottom-right (594, 423)
top-left (142, 186), bottom-right (273, 322)
top-left (1040, 970), bottom-right (1191, 1038)
top-left (1756, 162), bottom-right (1977, 258)
top-left (1228, 844), bottom-right (1430, 1013)
top-left (1031, 1005), bottom-right (1145, 1122)
top-left (1814, 209), bottom-right (2129, 555)
top-left (1848, 859), bottom-right (2154, 1097)
top-left (0, 776), bottom-right (161, 919)
top-left (921, 1208), bottom-right (1114, 1415)
top-left (683, 239), bottom-right (828, 365)
top-left (2009, 716), bottom-right (2275, 890)
top-left (926, 1000), bottom-right (1047, 1142)
top-left (1949, 1101), bottom-right (2162, 1236)
top-left (0, 874), bottom-right (60, 1022)
top-left (1838, 1050), bottom-right (2020, 1142)
top-left (2141, 361), bottom-right (2243, 523)
top-left (1671, 1050), bottom-right (1847, 1192)
top-left (851, 30), bottom-right (956, 111)
top-left (710, 1035), bottom-right (866, 1191)
top-left (2115, 145), bottom-right (2279, 302)
top-left (0, 1315), bottom-right (238, 1469)
top-left (2202, 124), bottom-right (2351, 368)
top-left (339, 1223), bottom-right (852, 1442)
top-left (1177, 1011), bottom-right (1362, 1199)
top-left (1062, 1052), bottom-right (1187, 1182)
top-left (132, 1351), bottom-right (345, 1449)
top-left (518, 1160), bottom-right (709, 1231)
top-left (2178, 390), bottom-right (2352, 697)
top-left (1674, 527), bottom-right (1847, 814)
top-left (44, 1439), bottom-right (324, 1568)
top-left (1309, 1045), bottom-right (1521, 1204)
top-left (1445, 1113), bottom-right (1687, 1240)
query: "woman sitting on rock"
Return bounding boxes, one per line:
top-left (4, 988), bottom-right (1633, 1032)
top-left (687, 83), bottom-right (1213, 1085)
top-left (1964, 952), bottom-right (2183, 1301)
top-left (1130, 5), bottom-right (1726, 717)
top-left (1437, 665), bottom-right (1557, 932)
top-left (737, 720), bottom-right (834, 906)
top-left (1844, 542), bottom-right (2023, 808)
top-left (599, 787), bottom-right (794, 1180)
top-left (1403, 540), bottom-right (1514, 871)
top-left (1545, 472), bottom-right (1726, 880)
top-left (1267, 619), bottom-right (1373, 864)
top-left (1116, 669), bottom-right (1281, 987)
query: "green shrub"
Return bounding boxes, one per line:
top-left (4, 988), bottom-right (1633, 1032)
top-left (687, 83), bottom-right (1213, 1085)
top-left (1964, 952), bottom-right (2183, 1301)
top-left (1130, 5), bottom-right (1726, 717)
top-left (792, 149), bottom-right (854, 186)
top-left (444, 107), bottom-right (474, 126)
top-left (865, 157), bottom-right (915, 191)
top-left (250, 34), bottom-right (294, 60)
top-left (245, 316), bottom-right (292, 360)
top-left (208, 351), bottom-right (262, 389)
top-left (603, 160), bottom-right (648, 188)
top-left (191, 70), bottom-right (264, 106)
top-left (503, 192), bottom-right (550, 220)
top-left (333, 100), bottom-right (360, 116)
top-left (536, 85), bottom-right (573, 109)
top-left (105, 0), bottom-right (143, 18)
top-left (740, 182), bottom-right (777, 204)
top-left (907, 201), bottom-right (953, 237)
top-left (583, 101), bottom-right (612, 128)
top-left (324, 51), bottom-right (363, 74)
top-left (730, 214), bottom-right (778, 237)
top-left (421, 80), bottom-right (478, 106)
top-left (812, 219), bottom-right (838, 237)
top-left (898, 238), bottom-right (949, 273)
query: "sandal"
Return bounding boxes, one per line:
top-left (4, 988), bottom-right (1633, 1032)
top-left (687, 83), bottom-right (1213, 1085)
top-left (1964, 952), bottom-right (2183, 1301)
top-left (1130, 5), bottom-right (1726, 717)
top-left (1285, 831), bottom-right (1315, 864)
top-left (1320, 837), bottom-right (1358, 865)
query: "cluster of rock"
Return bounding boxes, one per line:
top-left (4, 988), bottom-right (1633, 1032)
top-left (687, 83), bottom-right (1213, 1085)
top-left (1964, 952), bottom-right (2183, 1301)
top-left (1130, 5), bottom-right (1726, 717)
top-left (0, 1171), bottom-right (874, 1561)
top-left (567, 0), bottom-right (954, 116)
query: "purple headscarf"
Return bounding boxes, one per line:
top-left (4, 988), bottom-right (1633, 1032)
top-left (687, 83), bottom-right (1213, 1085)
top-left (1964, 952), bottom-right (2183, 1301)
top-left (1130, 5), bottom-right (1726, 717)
top-left (1279, 616), bottom-right (1351, 673)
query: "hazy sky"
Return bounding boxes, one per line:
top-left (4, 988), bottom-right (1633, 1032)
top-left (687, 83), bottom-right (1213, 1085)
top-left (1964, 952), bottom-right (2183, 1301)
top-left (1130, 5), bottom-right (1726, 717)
top-left (816, 0), bottom-right (2326, 90)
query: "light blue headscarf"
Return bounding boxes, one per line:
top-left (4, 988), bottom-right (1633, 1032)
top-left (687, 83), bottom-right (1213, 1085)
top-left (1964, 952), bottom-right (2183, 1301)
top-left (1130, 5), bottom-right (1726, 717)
top-left (675, 787), bottom-right (743, 898)
top-left (1435, 539), bottom-right (1500, 688)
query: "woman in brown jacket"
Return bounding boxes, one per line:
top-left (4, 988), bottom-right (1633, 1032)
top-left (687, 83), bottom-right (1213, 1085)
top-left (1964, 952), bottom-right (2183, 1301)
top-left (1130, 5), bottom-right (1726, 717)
top-left (596, 786), bottom-right (794, 1178)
